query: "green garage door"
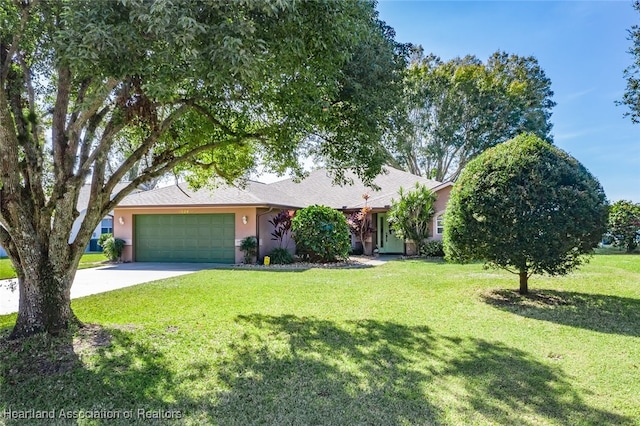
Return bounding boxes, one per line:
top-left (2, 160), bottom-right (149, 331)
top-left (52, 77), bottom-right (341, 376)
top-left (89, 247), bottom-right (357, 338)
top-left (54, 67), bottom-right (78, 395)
top-left (135, 214), bottom-right (235, 263)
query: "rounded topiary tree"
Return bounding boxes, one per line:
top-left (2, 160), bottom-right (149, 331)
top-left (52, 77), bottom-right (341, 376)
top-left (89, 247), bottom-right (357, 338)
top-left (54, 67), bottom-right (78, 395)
top-left (444, 133), bottom-right (608, 294)
top-left (292, 205), bottom-right (351, 262)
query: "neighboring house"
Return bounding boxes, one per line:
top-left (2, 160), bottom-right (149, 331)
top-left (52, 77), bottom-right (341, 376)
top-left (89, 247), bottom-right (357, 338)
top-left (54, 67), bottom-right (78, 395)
top-left (113, 167), bottom-right (453, 263)
top-left (71, 183), bottom-right (139, 252)
top-left (0, 183), bottom-right (135, 258)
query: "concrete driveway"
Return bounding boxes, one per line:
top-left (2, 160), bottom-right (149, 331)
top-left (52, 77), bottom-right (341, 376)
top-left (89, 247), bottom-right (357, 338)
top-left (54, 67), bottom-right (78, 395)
top-left (0, 263), bottom-right (219, 315)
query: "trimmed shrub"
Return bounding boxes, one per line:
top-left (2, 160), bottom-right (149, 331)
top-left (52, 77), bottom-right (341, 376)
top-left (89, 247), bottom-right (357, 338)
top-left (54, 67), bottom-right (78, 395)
top-left (99, 235), bottom-right (125, 262)
top-left (444, 133), bottom-right (608, 294)
top-left (269, 247), bottom-right (294, 264)
top-left (420, 240), bottom-right (444, 257)
top-left (239, 236), bottom-right (258, 264)
top-left (292, 205), bottom-right (351, 262)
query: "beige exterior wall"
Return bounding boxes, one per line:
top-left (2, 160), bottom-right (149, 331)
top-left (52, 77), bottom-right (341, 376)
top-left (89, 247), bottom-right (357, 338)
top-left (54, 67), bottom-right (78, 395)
top-left (113, 206), bottom-right (258, 263)
top-left (431, 185), bottom-right (452, 240)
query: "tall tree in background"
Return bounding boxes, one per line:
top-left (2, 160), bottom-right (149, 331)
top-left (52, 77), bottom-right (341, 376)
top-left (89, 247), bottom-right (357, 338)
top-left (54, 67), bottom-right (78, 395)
top-left (0, 0), bottom-right (406, 338)
top-left (620, 1), bottom-right (640, 122)
top-left (606, 200), bottom-right (640, 252)
top-left (392, 49), bottom-right (555, 182)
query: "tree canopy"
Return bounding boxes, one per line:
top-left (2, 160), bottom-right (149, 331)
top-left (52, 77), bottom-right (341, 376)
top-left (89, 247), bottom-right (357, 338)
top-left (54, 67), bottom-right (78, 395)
top-left (0, 0), bottom-right (406, 338)
top-left (606, 200), bottom-right (640, 252)
top-left (443, 133), bottom-right (608, 294)
top-left (390, 49), bottom-right (555, 182)
top-left (620, 0), bottom-right (640, 123)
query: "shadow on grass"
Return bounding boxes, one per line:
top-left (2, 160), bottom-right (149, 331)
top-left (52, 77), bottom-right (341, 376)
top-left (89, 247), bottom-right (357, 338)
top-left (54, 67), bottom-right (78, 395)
top-left (0, 325), bottom-right (190, 425)
top-left (482, 289), bottom-right (640, 337)
top-left (0, 315), bottom-right (633, 425)
top-left (441, 338), bottom-right (629, 425)
top-left (213, 315), bottom-right (442, 425)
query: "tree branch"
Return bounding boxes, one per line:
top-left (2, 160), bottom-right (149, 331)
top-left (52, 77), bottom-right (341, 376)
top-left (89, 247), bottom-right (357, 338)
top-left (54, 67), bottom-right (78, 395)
top-left (0, 0), bottom-right (38, 84)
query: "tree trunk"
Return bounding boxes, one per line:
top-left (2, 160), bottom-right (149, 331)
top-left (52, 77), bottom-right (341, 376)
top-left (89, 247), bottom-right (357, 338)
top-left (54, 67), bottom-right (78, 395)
top-left (9, 253), bottom-right (77, 339)
top-left (519, 270), bottom-right (529, 295)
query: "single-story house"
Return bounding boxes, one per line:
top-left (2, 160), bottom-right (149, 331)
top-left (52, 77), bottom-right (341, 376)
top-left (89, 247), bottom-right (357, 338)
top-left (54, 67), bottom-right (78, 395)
top-left (113, 167), bottom-right (452, 263)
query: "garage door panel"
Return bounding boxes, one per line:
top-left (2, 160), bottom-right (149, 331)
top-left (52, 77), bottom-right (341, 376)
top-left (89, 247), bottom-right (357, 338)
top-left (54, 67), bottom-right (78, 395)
top-left (135, 214), bottom-right (235, 263)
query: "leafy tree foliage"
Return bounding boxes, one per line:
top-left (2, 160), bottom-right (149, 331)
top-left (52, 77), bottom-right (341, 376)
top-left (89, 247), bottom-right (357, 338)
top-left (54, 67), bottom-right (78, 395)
top-left (444, 134), bottom-right (608, 295)
top-left (292, 205), bottom-right (350, 263)
top-left (620, 1), bottom-right (640, 123)
top-left (607, 200), bottom-right (640, 252)
top-left (391, 49), bottom-right (555, 181)
top-left (0, 0), bottom-right (406, 338)
top-left (387, 182), bottom-right (437, 254)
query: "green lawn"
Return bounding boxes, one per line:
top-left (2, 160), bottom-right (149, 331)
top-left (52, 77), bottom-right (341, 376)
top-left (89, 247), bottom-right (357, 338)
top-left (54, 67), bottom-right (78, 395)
top-left (1, 255), bottom-right (639, 425)
top-left (0, 253), bottom-right (107, 279)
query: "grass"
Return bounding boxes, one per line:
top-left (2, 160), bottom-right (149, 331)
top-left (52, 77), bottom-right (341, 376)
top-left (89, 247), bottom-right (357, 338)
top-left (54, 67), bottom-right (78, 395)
top-left (594, 244), bottom-right (640, 255)
top-left (0, 253), bottom-right (107, 280)
top-left (1, 255), bottom-right (639, 425)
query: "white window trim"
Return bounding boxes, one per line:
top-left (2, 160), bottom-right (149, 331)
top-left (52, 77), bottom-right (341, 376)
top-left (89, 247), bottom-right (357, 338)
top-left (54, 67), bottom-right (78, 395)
top-left (434, 211), bottom-right (446, 236)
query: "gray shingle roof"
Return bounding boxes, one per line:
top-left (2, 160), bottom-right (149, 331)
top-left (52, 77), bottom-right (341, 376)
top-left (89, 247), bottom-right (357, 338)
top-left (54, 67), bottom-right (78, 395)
top-left (77, 182), bottom-right (133, 213)
top-left (267, 167), bottom-right (443, 209)
top-left (117, 167), bottom-right (445, 210)
top-left (118, 182), bottom-right (303, 208)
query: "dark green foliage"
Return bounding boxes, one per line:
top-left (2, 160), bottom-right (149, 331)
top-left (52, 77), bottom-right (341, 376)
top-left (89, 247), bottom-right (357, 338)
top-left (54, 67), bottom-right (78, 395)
top-left (620, 1), bottom-right (640, 123)
top-left (239, 236), bottom-right (258, 264)
top-left (444, 133), bottom-right (609, 294)
top-left (99, 235), bottom-right (125, 262)
top-left (291, 205), bottom-right (350, 262)
top-left (420, 240), bottom-right (444, 257)
top-left (607, 200), bottom-right (640, 252)
top-left (268, 247), bottom-right (294, 265)
top-left (387, 183), bottom-right (437, 254)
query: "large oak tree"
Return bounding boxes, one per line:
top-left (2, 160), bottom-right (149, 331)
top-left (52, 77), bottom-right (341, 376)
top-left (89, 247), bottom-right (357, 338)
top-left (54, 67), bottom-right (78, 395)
top-left (391, 50), bottom-right (555, 182)
top-left (0, 0), bottom-right (407, 338)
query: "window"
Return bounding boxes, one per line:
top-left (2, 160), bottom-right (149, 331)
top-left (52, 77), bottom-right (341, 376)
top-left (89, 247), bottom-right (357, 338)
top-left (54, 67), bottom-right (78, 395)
top-left (101, 218), bottom-right (113, 235)
top-left (436, 214), bottom-right (444, 235)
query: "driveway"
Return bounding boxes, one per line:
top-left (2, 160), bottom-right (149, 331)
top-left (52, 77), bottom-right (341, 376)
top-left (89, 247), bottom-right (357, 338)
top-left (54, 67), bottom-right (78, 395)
top-left (0, 263), bottom-right (218, 315)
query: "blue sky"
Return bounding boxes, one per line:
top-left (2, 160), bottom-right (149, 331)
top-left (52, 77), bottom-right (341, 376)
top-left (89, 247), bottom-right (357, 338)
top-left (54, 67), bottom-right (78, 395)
top-left (376, 0), bottom-right (639, 202)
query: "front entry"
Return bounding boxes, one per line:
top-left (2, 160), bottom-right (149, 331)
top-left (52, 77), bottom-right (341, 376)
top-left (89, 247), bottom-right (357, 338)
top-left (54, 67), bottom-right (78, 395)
top-left (377, 213), bottom-right (405, 254)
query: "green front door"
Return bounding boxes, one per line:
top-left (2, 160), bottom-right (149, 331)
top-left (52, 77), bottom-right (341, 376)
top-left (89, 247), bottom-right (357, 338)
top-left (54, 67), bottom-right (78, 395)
top-left (377, 213), bottom-right (405, 254)
top-left (135, 214), bottom-right (235, 263)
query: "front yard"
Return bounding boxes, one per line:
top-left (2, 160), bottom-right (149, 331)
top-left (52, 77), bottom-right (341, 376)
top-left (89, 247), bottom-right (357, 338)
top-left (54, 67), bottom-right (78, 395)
top-left (1, 255), bottom-right (638, 425)
top-left (0, 253), bottom-right (108, 280)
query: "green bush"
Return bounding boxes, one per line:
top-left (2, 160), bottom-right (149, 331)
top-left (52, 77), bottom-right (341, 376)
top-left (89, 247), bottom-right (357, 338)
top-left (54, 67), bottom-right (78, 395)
top-left (239, 236), bottom-right (258, 264)
top-left (99, 235), bottom-right (125, 262)
top-left (388, 182), bottom-right (437, 247)
top-left (97, 233), bottom-right (112, 250)
top-left (268, 247), bottom-right (294, 264)
top-left (420, 240), bottom-right (444, 257)
top-left (444, 133), bottom-right (608, 295)
top-left (292, 205), bottom-right (350, 262)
